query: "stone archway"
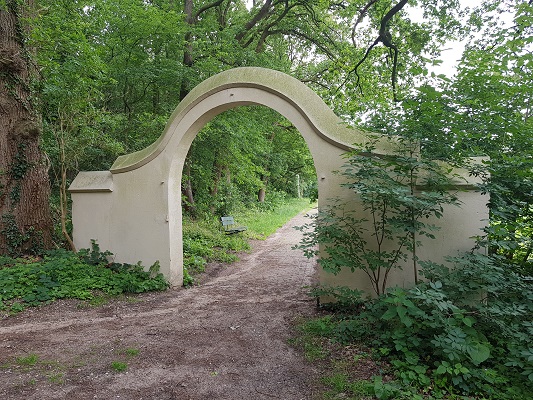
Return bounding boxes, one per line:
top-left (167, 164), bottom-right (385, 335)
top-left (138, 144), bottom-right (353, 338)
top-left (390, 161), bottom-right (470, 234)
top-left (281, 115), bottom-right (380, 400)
top-left (69, 67), bottom-right (365, 286)
top-left (69, 67), bottom-right (487, 292)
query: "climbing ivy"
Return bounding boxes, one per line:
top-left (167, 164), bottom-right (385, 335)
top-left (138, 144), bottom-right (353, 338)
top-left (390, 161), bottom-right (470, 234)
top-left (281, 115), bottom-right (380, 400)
top-left (0, 213), bottom-right (43, 257)
top-left (8, 142), bottom-right (31, 204)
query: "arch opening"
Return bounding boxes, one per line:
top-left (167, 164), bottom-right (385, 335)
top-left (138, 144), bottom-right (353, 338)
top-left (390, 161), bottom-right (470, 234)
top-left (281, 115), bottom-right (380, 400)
top-left (165, 84), bottom-right (347, 286)
top-left (170, 103), bottom-right (318, 282)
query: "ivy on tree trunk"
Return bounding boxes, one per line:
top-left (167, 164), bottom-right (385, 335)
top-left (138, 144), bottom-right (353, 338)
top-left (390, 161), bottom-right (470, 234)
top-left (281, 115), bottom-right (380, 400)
top-left (0, 0), bottom-right (53, 255)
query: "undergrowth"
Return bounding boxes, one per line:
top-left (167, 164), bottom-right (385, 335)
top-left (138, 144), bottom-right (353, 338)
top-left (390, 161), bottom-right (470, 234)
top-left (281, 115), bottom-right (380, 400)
top-left (182, 219), bottom-right (250, 286)
top-left (182, 197), bottom-right (313, 285)
top-left (302, 253), bottom-right (533, 399)
top-left (0, 242), bottom-right (168, 315)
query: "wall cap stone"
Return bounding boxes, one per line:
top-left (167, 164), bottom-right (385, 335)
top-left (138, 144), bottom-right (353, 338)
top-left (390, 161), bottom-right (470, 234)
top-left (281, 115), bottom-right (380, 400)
top-left (69, 171), bottom-right (113, 193)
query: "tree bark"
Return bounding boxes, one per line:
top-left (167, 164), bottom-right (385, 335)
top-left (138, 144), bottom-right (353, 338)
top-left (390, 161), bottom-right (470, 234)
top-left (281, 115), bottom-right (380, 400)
top-left (182, 158), bottom-right (196, 215)
top-left (0, 0), bottom-right (53, 255)
top-left (257, 187), bottom-right (266, 203)
top-left (258, 174), bottom-right (268, 203)
top-left (180, 0), bottom-right (195, 101)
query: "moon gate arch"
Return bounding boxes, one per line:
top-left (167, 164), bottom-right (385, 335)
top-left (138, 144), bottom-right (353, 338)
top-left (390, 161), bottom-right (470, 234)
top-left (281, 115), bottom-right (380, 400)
top-left (69, 67), bottom-right (366, 286)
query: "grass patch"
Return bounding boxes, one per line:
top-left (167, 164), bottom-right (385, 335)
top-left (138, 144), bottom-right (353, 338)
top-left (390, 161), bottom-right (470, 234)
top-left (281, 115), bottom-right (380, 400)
top-left (240, 198), bottom-right (315, 238)
top-left (182, 197), bottom-right (314, 286)
top-left (16, 353), bottom-right (40, 367)
top-left (7, 352), bottom-right (66, 384)
top-left (108, 346), bottom-right (140, 373)
top-left (47, 372), bottom-right (65, 384)
top-left (124, 348), bottom-right (140, 357)
top-left (289, 316), bottom-right (335, 362)
top-left (110, 361), bottom-right (128, 372)
top-left (182, 217), bottom-right (251, 286)
top-left (290, 316), bottom-right (387, 400)
top-left (321, 373), bottom-right (374, 399)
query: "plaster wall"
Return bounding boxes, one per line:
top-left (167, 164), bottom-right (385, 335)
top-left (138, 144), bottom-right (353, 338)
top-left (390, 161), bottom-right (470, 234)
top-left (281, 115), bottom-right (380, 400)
top-left (69, 67), bottom-right (488, 294)
top-left (320, 171), bottom-right (489, 296)
top-left (70, 68), bottom-right (365, 286)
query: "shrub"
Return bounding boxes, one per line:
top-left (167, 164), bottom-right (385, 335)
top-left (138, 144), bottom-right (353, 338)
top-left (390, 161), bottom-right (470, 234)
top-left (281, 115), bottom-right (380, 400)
top-left (295, 136), bottom-right (461, 295)
top-left (0, 243), bottom-right (168, 314)
top-left (317, 253), bottom-right (533, 398)
top-left (294, 136), bottom-right (532, 397)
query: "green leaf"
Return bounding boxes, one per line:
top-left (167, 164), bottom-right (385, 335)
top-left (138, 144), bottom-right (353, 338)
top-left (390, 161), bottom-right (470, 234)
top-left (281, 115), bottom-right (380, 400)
top-left (381, 307), bottom-right (397, 321)
top-left (435, 363), bottom-right (449, 375)
top-left (397, 306), bottom-right (413, 327)
top-left (462, 316), bottom-right (475, 327)
top-left (467, 343), bottom-right (491, 366)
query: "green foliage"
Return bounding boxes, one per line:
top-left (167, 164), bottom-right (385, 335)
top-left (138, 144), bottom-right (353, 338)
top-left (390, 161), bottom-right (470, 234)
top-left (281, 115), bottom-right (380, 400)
top-left (181, 197), bottom-right (310, 286)
top-left (310, 285), bottom-right (366, 314)
top-left (0, 244), bottom-right (168, 314)
top-left (185, 107), bottom-right (316, 218)
top-left (0, 213), bottom-right (44, 257)
top-left (321, 373), bottom-right (375, 399)
top-left (78, 240), bottom-right (113, 266)
top-left (290, 316), bottom-right (383, 400)
top-left (295, 136), bottom-right (461, 295)
top-left (110, 361), bottom-right (128, 373)
top-left (361, 3), bottom-right (533, 277)
top-left (1, 141), bottom-right (45, 257)
top-left (16, 354), bottom-right (40, 367)
top-left (123, 348), bottom-right (140, 357)
top-left (181, 217), bottom-right (249, 286)
top-left (29, 0), bottom-right (319, 220)
top-left (289, 316), bottom-right (334, 362)
top-left (241, 197), bottom-right (313, 239)
top-left (8, 143), bottom-right (30, 204)
top-left (315, 252), bottom-right (532, 398)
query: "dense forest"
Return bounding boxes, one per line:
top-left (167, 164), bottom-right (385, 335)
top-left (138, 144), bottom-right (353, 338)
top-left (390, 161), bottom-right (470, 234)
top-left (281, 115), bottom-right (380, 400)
top-left (0, 0), bottom-right (531, 265)
top-left (1, 1), bottom-right (532, 397)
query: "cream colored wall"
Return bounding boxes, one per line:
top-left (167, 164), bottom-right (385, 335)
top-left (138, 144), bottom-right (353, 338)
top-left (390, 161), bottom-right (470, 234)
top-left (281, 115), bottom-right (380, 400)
top-left (319, 165), bottom-right (489, 297)
top-left (69, 67), bottom-right (488, 294)
top-left (69, 171), bottom-right (113, 254)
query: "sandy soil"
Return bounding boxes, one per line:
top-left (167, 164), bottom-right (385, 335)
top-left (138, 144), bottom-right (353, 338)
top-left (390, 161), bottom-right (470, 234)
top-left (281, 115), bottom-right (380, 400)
top-left (0, 211), bottom-right (322, 400)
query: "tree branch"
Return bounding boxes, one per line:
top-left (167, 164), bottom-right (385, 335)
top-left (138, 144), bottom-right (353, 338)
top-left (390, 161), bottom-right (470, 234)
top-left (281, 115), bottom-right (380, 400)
top-left (342, 0), bottom-right (408, 101)
top-left (235, 0), bottom-right (274, 42)
top-left (194, 0), bottom-right (226, 21)
top-left (255, 1), bottom-right (294, 52)
top-left (352, 0), bottom-right (379, 47)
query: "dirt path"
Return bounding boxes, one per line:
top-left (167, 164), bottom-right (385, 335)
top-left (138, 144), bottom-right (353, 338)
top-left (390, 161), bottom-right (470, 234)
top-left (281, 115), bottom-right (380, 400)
top-left (0, 211), bottom-right (321, 400)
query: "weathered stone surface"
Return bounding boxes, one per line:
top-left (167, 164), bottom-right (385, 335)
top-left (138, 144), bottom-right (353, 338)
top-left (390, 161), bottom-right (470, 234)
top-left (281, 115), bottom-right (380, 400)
top-left (69, 171), bottom-right (113, 193)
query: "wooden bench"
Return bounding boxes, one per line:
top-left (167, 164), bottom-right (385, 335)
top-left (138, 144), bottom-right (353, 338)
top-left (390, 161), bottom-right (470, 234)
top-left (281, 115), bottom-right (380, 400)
top-left (220, 216), bottom-right (247, 235)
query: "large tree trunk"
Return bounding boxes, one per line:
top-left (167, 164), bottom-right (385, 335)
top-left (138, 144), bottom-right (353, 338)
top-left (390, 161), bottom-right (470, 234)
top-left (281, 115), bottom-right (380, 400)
top-left (0, 1), bottom-right (53, 255)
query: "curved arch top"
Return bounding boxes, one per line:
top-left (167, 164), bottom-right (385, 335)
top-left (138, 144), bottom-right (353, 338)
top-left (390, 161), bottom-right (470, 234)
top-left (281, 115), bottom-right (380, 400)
top-left (110, 67), bottom-right (365, 174)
